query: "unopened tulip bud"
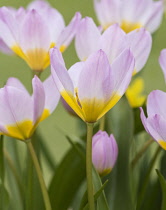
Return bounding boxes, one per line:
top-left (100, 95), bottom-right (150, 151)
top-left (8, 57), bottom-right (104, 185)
top-left (92, 131), bottom-right (118, 176)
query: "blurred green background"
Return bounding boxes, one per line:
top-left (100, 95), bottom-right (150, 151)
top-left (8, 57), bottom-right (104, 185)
top-left (0, 0), bottom-right (166, 183)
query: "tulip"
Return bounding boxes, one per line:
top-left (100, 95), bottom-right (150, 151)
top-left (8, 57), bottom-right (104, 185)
top-left (0, 75), bottom-right (60, 140)
top-left (94, 0), bottom-right (163, 33)
top-left (51, 47), bottom-right (135, 123)
top-left (0, 0), bottom-right (81, 71)
top-left (159, 49), bottom-right (166, 81)
top-left (140, 90), bottom-right (166, 150)
top-left (92, 131), bottom-right (118, 176)
top-left (75, 17), bottom-right (152, 74)
top-left (126, 77), bottom-right (146, 108)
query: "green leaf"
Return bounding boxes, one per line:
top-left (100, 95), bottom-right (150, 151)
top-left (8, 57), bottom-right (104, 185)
top-left (0, 135), bottom-right (4, 183)
top-left (105, 96), bottom-right (134, 210)
top-left (0, 184), bottom-right (10, 210)
top-left (156, 169), bottom-right (166, 210)
top-left (49, 143), bottom-right (86, 210)
top-left (93, 167), bottom-right (109, 210)
top-left (133, 105), bottom-right (146, 134)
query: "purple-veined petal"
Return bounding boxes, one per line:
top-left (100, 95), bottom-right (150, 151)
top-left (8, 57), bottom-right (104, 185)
top-left (27, 0), bottom-right (51, 11)
top-left (0, 86), bottom-right (33, 125)
top-left (32, 76), bottom-right (45, 123)
top-left (100, 23), bottom-right (127, 64)
top-left (50, 47), bottom-right (85, 120)
top-left (144, 1), bottom-right (163, 33)
top-left (146, 114), bottom-right (166, 149)
top-left (6, 77), bottom-right (29, 96)
top-left (159, 49), bottom-right (166, 81)
top-left (0, 38), bottom-right (13, 54)
top-left (57, 12), bottom-right (81, 51)
top-left (94, 0), bottom-right (121, 28)
top-left (50, 47), bottom-right (74, 94)
top-left (147, 90), bottom-right (166, 119)
top-left (78, 49), bottom-right (113, 101)
top-left (127, 28), bottom-right (152, 73)
top-left (43, 75), bottom-right (60, 114)
top-left (75, 17), bottom-right (100, 61)
top-left (68, 62), bottom-right (85, 88)
top-left (111, 48), bottom-right (135, 95)
top-left (19, 9), bottom-right (50, 52)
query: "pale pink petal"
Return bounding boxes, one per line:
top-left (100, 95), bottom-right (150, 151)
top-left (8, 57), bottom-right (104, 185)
top-left (94, 0), bottom-right (121, 27)
top-left (159, 49), bottom-right (166, 81)
top-left (57, 12), bottom-right (81, 50)
top-left (75, 17), bottom-right (100, 61)
top-left (127, 28), bottom-right (152, 73)
top-left (32, 76), bottom-right (45, 123)
top-left (0, 86), bottom-right (32, 125)
top-left (78, 50), bottom-right (113, 101)
top-left (6, 77), bottom-right (29, 96)
top-left (27, 0), bottom-right (50, 11)
top-left (111, 49), bottom-right (135, 95)
top-left (0, 38), bottom-right (13, 54)
top-left (68, 62), bottom-right (85, 88)
top-left (50, 47), bottom-right (74, 94)
top-left (144, 1), bottom-right (163, 33)
top-left (100, 23), bottom-right (127, 64)
top-left (147, 90), bottom-right (166, 119)
top-left (43, 75), bottom-right (60, 113)
top-left (19, 9), bottom-right (50, 52)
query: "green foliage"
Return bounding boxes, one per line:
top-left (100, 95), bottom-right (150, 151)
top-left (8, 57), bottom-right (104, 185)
top-left (105, 96), bottom-right (134, 210)
top-left (156, 170), bottom-right (166, 210)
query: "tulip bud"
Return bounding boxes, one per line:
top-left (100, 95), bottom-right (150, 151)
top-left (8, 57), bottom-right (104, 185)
top-left (92, 131), bottom-right (118, 176)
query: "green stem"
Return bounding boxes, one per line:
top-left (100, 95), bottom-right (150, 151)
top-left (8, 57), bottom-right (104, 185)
top-left (136, 146), bottom-right (161, 210)
top-left (26, 140), bottom-right (52, 210)
top-left (86, 123), bottom-right (95, 210)
top-left (99, 115), bottom-right (106, 131)
top-left (131, 139), bottom-right (154, 169)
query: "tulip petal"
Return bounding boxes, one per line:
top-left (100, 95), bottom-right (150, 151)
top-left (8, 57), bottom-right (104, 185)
top-left (43, 75), bottom-right (60, 114)
top-left (50, 47), bottom-right (84, 120)
top-left (159, 49), bottom-right (166, 81)
top-left (75, 17), bottom-right (100, 61)
top-left (57, 12), bottom-right (81, 52)
top-left (144, 1), bottom-right (163, 33)
top-left (147, 90), bottom-right (166, 119)
top-left (94, 0), bottom-right (121, 29)
top-left (140, 107), bottom-right (166, 147)
top-left (127, 28), bottom-right (152, 73)
top-left (100, 23), bottom-right (127, 64)
top-left (19, 9), bottom-right (50, 52)
top-left (78, 49), bottom-right (113, 101)
top-left (68, 62), bottom-right (85, 88)
top-left (32, 76), bottom-right (45, 123)
top-left (111, 49), bottom-right (135, 95)
top-left (6, 77), bottom-right (29, 96)
top-left (76, 50), bottom-right (113, 122)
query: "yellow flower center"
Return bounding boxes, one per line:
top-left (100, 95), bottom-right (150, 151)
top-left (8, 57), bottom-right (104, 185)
top-left (5, 109), bottom-right (50, 140)
top-left (11, 43), bottom-right (66, 71)
top-left (121, 20), bottom-right (142, 33)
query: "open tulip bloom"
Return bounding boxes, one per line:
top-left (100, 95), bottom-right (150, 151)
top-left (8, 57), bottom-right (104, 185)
top-left (0, 75), bottom-right (60, 141)
top-left (0, 0), bottom-right (81, 71)
top-left (75, 17), bottom-right (152, 75)
top-left (94, 0), bottom-right (163, 33)
top-left (159, 49), bottom-right (166, 81)
top-left (140, 90), bottom-right (166, 150)
top-left (51, 47), bottom-right (135, 123)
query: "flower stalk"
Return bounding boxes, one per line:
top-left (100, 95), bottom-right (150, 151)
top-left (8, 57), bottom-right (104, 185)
top-left (86, 123), bottom-right (95, 210)
top-left (26, 140), bottom-right (52, 210)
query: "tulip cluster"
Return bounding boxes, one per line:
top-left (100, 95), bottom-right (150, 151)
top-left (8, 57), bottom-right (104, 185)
top-left (0, 0), bottom-right (165, 210)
